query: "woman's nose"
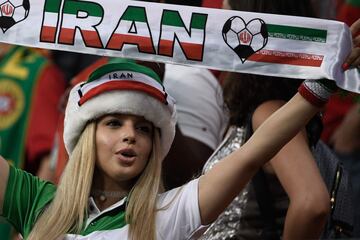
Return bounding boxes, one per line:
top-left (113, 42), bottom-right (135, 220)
top-left (123, 135), bottom-right (135, 144)
top-left (121, 122), bottom-right (136, 144)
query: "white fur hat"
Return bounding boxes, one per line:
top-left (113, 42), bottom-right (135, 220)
top-left (64, 62), bottom-right (176, 160)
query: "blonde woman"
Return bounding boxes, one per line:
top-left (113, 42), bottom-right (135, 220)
top-left (0, 60), bottom-right (348, 239)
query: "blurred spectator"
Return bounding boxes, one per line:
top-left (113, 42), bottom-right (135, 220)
top-left (321, 0), bottom-right (360, 236)
top-left (311, 0), bottom-right (337, 19)
top-left (51, 51), bottom-right (101, 82)
top-left (0, 44), bottom-right (66, 239)
top-left (201, 0), bottom-right (333, 239)
top-left (162, 64), bottom-right (228, 189)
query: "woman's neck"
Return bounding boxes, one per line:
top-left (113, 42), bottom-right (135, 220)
top-left (91, 169), bottom-right (133, 211)
top-left (91, 189), bottom-right (128, 210)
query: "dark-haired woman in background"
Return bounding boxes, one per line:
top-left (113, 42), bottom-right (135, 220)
top-left (201, 0), bottom-right (343, 239)
top-left (202, 73), bottom-right (332, 239)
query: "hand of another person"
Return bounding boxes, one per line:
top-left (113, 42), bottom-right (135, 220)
top-left (343, 18), bottom-right (360, 70)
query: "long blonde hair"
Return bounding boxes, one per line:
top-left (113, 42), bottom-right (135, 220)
top-left (126, 130), bottom-right (163, 240)
top-left (27, 123), bottom-right (163, 240)
top-left (28, 122), bottom-right (96, 240)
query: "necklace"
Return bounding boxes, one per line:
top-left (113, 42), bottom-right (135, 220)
top-left (91, 189), bottom-right (127, 202)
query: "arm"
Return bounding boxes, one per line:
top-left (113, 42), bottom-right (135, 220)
top-left (0, 155), bottom-right (10, 215)
top-left (253, 101), bottom-right (330, 240)
top-left (198, 93), bottom-right (320, 224)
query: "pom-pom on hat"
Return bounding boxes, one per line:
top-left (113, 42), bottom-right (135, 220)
top-left (64, 61), bottom-right (176, 160)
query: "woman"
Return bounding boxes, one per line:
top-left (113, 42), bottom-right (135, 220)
top-left (0, 58), bottom-right (352, 240)
top-left (201, 1), bottom-right (358, 239)
top-left (202, 73), bottom-right (332, 239)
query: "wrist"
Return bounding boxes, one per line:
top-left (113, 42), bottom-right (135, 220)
top-left (298, 79), bottom-right (337, 108)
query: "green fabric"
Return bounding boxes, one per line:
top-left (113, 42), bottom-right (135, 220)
top-left (267, 24), bottom-right (327, 43)
top-left (2, 166), bottom-right (56, 238)
top-left (87, 61), bottom-right (162, 85)
top-left (0, 222), bottom-right (11, 240)
top-left (43, 0), bottom-right (62, 13)
top-left (161, 11), bottom-right (207, 29)
top-left (63, 0), bottom-right (104, 17)
top-left (121, 6), bottom-right (148, 22)
top-left (81, 208), bottom-right (127, 235)
top-left (0, 46), bottom-right (48, 240)
top-left (1, 166), bottom-right (128, 239)
top-left (347, 0), bottom-right (360, 7)
top-left (0, 46), bottom-right (48, 168)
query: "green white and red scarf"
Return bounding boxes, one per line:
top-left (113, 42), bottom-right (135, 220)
top-left (0, 0), bottom-right (358, 93)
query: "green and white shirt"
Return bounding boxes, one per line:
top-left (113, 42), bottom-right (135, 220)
top-left (2, 166), bottom-right (205, 239)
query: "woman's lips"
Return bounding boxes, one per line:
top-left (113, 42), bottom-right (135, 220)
top-left (116, 149), bottom-right (137, 165)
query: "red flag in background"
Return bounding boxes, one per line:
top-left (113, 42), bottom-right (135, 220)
top-left (338, 0), bottom-right (360, 28)
top-left (202, 0), bottom-right (222, 9)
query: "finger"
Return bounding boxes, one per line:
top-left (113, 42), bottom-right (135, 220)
top-left (343, 47), bottom-right (360, 69)
top-left (351, 53), bottom-right (360, 67)
top-left (353, 35), bottom-right (360, 47)
top-left (350, 18), bottom-right (360, 37)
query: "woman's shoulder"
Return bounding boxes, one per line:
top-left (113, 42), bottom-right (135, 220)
top-left (155, 178), bottom-right (203, 239)
top-left (157, 178), bottom-right (199, 208)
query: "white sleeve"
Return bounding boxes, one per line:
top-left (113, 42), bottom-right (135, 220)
top-left (156, 178), bottom-right (207, 240)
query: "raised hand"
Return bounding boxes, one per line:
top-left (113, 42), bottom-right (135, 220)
top-left (343, 18), bottom-right (360, 70)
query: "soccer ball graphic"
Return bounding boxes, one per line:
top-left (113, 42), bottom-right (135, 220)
top-left (0, 0), bottom-right (29, 33)
top-left (222, 17), bottom-right (268, 63)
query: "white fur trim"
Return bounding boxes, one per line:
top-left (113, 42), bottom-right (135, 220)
top-left (64, 83), bottom-right (176, 160)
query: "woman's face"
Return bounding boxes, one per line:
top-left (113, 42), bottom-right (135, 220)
top-left (95, 114), bottom-right (153, 186)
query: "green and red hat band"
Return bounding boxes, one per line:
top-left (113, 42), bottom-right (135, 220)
top-left (78, 70), bottom-right (167, 106)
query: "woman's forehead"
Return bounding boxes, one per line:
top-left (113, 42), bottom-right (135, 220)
top-left (99, 113), bottom-right (152, 123)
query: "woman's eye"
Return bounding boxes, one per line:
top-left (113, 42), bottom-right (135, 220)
top-left (106, 119), bottom-right (122, 127)
top-left (137, 125), bottom-right (152, 134)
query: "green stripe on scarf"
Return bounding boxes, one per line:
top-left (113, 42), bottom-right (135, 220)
top-left (121, 6), bottom-right (148, 22)
top-left (62, 0), bottom-right (103, 17)
top-left (162, 11), bottom-right (207, 29)
top-left (44, 0), bottom-right (62, 13)
top-left (267, 24), bottom-right (327, 43)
